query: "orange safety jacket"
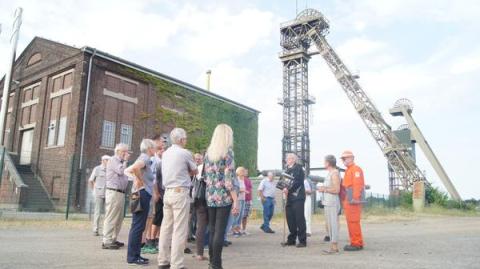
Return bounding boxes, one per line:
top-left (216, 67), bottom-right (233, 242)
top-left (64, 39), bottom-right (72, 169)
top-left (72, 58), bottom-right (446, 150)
top-left (340, 164), bottom-right (365, 204)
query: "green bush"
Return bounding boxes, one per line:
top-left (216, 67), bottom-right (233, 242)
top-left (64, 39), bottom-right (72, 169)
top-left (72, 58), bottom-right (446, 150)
top-left (399, 191), bottom-right (413, 209)
top-left (425, 186), bottom-right (449, 207)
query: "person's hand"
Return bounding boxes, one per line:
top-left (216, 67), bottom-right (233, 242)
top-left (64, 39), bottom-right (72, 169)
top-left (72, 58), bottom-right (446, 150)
top-left (231, 202), bottom-right (240, 216)
top-left (134, 177), bottom-right (144, 189)
top-left (318, 186), bottom-right (326, 192)
top-left (154, 194), bottom-right (161, 203)
top-left (350, 199), bottom-right (360, 204)
top-left (283, 188), bottom-right (288, 195)
top-left (124, 152), bottom-right (131, 161)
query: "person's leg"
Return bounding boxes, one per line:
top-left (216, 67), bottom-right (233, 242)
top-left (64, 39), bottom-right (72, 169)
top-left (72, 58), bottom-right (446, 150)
top-left (224, 213), bottom-right (233, 241)
top-left (93, 196), bottom-right (101, 233)
top-left (127, 190), bottom-right (151, 262)
top-left (261, 198), bottom-right (270, 230)
top-left (208, 206), bottom-right (217, 263)
top-left (285, 203), bottom-right (297, 243)
top-left (195, 201), bottom-right (208, 257)
top-left (113, 192), bottom-right (125, 242)
top-left (328, 206), bottom-right (339, 250)
top-left (211, 205), bottom-right (231, 269)
top-left (170, 191), bottom-right (190, 269)
top-left (158, 192), bottom-right (173, 266)
top-left (294, 200), bottom-right (307, 245)
top-left (102, 191), bottom-right (115, 245)
top-left (346, 204), bottom-right (363, 247)
top-left (304, 196), bottom-right (312, 235)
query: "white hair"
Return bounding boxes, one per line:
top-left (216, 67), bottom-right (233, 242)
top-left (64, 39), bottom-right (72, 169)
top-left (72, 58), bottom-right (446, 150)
top-left (286, 153), bottom-right (298, 162)
top-left (140, 139), bottom-right (155, 153)
top-left (170, 128), bottom-right (187, 145)
top-left (114, 143), bottom-right (129, 154)
top-left (206, 124), bottom-right (233, 162)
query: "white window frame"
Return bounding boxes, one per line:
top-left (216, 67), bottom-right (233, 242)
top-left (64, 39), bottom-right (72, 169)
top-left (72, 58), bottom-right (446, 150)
top-left (101, 120), bottom-right (116, 148)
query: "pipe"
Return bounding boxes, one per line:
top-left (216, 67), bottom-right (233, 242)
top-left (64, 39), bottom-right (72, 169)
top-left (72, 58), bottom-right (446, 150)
top-left (206, 70), bottom-right (212, 91)
top-left (79, 49), bottom-right (97, 169)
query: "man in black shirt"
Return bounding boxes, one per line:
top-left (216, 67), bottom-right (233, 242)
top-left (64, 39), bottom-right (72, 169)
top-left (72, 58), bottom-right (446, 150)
top-left (281, 153), bottom-right (307, 248)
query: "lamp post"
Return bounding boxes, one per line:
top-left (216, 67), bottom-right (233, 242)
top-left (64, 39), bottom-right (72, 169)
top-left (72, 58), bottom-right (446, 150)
top-left (0, 7), bottom-right (22, 145)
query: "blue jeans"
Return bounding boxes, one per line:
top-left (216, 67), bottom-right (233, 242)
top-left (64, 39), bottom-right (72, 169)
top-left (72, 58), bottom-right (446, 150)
top-left (262, 197), bottom-right (275, 230)
top-left (127, 189), bottom-right (151, 263)
top-left (224, 213), bottom-right (234, 241)
top-left (232, 199), bottom-right (245, 229)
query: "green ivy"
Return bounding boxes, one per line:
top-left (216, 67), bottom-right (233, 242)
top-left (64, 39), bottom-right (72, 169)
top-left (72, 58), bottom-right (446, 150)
top-left (124, 68), bottom-right (259, 174)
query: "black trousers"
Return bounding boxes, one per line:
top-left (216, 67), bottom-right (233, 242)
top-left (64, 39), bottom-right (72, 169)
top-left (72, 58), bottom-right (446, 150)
top-left (286, 199), bottom-right (307, 244)
top-left (195, 199), bottom-right (208, 256)
top-left (208, 205), bottom-right (231, 269)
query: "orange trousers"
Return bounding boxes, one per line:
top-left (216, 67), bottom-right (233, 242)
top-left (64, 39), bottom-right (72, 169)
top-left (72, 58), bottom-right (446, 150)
top-left (343, 202), bottom-right (364, 247)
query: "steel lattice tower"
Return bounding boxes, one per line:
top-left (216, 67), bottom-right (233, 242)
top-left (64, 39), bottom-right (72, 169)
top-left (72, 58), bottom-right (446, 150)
top-left (279, 10), bottom-right (319, 173)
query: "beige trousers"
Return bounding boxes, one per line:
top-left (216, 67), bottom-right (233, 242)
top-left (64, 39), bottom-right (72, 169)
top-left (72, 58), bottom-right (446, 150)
top-left (93, 196), bottom-right (105, 232)
top-left (102, 189), bottom-right (125, 245)
top-left (157, 188), bottom-right (190, 269)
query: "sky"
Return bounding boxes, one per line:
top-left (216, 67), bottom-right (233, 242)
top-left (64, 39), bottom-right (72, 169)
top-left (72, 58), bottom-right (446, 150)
top-left (1, 0), bottom-right (479, 199)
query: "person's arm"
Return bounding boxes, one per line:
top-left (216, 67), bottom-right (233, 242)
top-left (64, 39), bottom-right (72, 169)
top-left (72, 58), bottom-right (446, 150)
top-left (88, 167), bottom-right (97, 190)
top-left (185, 151), bottom-right (198, 176)
top-left (224, 150), bottom-right (239, 215)
top-left (125, 160), bottom-right (146, 189)
top-left (109, 159), bottom-right (127, 176)
top-left (351, 167), bottom-right (365, 202)
top-left (257, 180), bottom-right (265, 201)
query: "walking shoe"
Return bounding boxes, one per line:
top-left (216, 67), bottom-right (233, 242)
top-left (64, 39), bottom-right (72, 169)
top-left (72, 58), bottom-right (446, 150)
top-left (93, 231), bottom-right (99, 236)
top-left (265, 228), bottom-right (275, 234)
top-left (184, 247), bottom-right (193, 254)
top-left (158, 264), bottom-right (171, 269)
top-left (233, 232), bottom-right (242, 238)
top-left (127, 258), bottom-right (148, 265)
top-left (324, 236), bottom-right (331, 242)
top-left (280, 241), bottom-right (295, 247)
top-left (187, 237), bottom-right (196, 243)
top-left (306, 233), bottom-right (311, 237)
top-left (296, 243), bottom-right (307, 248)
top-left (102, 243), bottom-right (120, 250)
top-left (114, 241), bottom-right (125, 247)
top-left (343, 245), bottom-right (363, 251)
top-left (139, 256), bottom-right (149, 262)
top-left (141, 245), bottom-right (157, 254)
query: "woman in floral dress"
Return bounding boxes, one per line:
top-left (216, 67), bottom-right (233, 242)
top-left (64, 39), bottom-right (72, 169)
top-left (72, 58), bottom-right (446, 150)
top-left (204, 124), bottom-right (239, 269)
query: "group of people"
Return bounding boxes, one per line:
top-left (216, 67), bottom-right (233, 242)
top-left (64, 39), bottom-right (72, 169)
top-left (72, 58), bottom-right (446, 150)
top-left (87, 123), bottom-right (366, 269)
top-left (89, 124), bottom-right (255, 269)
top-left (279, 151), bottom-right (366, 254)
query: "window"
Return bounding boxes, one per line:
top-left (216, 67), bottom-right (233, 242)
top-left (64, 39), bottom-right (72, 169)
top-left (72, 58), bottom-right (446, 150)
top-left (27, 53), bottom-right (42, 67)
top-left (101, 120), bottom-right (116, 148)
top-left (0, 93), bottom-right (15, 145)
top-left (47, 69), bottom-right (73, 147)
top-left (101, 71), bottom-right (137, 150)
top-left (21, 83), bottom-right (40, 127)
top-left (120, 124), bottom-right (132, 149)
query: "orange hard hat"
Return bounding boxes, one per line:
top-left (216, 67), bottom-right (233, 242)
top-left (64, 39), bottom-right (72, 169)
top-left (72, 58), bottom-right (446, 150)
top-left (341, 150), bottom-right (354, 159)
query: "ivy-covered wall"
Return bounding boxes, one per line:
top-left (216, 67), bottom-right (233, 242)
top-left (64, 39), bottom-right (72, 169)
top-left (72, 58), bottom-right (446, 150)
top-left (126, 68), bottom-right (259, 174)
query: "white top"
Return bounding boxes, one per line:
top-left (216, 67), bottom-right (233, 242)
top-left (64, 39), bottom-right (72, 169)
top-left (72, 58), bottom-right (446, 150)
top-left (238, 178), bottom-right (246, 200)
top-left (161, 144), bottom-right (197, 189)
top-left (323, 170), bottom-right (341, 207)
top-left (258, 178), bottom-right (276, 198)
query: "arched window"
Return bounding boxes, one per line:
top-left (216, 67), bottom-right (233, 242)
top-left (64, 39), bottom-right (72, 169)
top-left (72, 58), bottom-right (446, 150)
top-left (27, 53), bottom-right (42, 66)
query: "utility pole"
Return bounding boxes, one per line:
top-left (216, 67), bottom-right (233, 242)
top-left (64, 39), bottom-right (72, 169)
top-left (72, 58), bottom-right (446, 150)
top-left (0, 8), bottom-right (22, 145)
top-left (206, 70), bottom-right (211, 91)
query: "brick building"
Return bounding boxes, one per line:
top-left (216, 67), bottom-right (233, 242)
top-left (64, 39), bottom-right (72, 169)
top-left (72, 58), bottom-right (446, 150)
top-left (0, 37), bottom-right (259, 212)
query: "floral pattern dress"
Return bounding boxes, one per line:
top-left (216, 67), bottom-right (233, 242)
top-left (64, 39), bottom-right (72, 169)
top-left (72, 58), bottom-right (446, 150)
top-left (204, 149), bottom-right (236, 207)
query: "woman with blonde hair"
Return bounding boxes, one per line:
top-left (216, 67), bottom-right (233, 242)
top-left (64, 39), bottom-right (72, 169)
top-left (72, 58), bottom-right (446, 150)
top-left (204, 124), bottom-right (239, 269)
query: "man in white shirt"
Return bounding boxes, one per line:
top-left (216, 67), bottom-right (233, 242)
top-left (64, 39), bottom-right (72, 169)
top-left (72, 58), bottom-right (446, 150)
top-left (89, 155), bottom-right (110, 236)
top-left (258, 172), bottom-right (276, 233)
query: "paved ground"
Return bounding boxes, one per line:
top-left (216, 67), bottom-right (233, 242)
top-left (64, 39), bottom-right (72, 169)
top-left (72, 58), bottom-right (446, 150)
top-left (0, 214), bottom-right (479, 269)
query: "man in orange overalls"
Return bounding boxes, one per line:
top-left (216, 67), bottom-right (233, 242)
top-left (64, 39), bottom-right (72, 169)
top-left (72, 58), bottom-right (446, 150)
top-left (340, 150), bottom-right (365, 251)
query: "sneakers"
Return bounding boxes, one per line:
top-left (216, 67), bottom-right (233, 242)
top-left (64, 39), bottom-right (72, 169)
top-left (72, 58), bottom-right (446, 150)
top-left (324, 236), bottom-right (331, 242)
top-left (343, 245), bottom-right (363, 251)
top-left (264, 227), bottom-right (275, 234)
top-left (128, 257), bottom-right (148, 265)
top-left (102, 243), bottom-right (120, 250)
top-left (233, 232), bottom-right (242, 238)
top-left (141, 245), bottom-right (158, 254)
top-left (114, 241), bottom-right (125, 247)
top-left (184, 247), bottom-right (193, 254)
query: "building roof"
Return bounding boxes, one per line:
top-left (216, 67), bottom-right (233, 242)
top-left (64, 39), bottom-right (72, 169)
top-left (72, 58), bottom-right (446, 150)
top-left (81, 46), bottom-right (259, 114)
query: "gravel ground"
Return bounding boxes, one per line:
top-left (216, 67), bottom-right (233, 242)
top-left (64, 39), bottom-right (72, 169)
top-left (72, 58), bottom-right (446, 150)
top-left (0, 215), bottom-right (479, 269)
